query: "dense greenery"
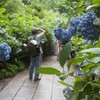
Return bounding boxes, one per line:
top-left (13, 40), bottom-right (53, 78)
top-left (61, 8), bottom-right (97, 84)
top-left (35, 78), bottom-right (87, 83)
top-left (0, 0), bottom-right (100, 99)
top-left (0, 0), bottom-right (66, 78)
top-left (38, 0), bottom-right (100, 100)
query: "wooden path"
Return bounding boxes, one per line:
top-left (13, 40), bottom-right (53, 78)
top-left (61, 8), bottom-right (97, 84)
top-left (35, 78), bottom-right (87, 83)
top-left (0, 56), bottom-right (75, 100)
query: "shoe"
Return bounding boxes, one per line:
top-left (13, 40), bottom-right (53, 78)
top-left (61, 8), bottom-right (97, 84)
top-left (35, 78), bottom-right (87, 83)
top-left (34, 78), bottom-right (41, 81)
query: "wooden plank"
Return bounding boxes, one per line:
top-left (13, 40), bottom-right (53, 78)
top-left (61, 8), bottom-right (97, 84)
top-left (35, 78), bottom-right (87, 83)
top-left (32, 75), bottom-right (53, 100)
top-left (14, 79), bottom-right (39, 100)
top-left (0, 70), bottom-right (28, 100)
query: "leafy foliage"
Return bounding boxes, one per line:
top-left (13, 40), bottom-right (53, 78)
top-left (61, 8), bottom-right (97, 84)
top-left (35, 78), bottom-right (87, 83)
top-left (0, 0), bottom-right (67, 78)
top-left (0, 0), bottom-right (100, 99)
top-left (59, 42), bottom-right (72, 67)
top-left (38, 0), bottom-right (100, 99)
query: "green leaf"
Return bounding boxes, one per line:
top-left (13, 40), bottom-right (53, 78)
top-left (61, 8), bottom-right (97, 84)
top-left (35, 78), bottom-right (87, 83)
top-left (58, 80), bottom-right (73, 87)
top-left (68, 92), bottom-right (80, 100)
top-left (88, 66), bottom-right (100, 76)
top-left (89, 56), bottom-right (100, 63)
top-left (59, 72), bottom-right (68, 81)
top-left (83, 84), bottom-right (92, 95)
top-left (77, 0), bottom-right (85, 7)
top-left (68, 57), bottom-right (85, 70)
top-left (81, 48), bottom-right (100, 54)
top-left (92, 0), bottom-right (100, 6)
top-left (59, 42), bottom-right (72, 67)
top-left (38, 67), bottom-right (61, 76)
top-left (0, 8), bottom-right (6, 14)
top-left (74, 80), bottom-right (86, 91)
top-left (82, 63), bottom-right (95, 73)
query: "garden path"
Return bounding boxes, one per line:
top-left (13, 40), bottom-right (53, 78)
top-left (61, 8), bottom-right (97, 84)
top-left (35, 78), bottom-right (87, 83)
top-left (0, 56), bottom-right (75, 100)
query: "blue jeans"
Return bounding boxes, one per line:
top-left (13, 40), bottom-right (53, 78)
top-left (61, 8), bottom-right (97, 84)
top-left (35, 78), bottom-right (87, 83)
top-left (29, 55), bottom-right (40, 79)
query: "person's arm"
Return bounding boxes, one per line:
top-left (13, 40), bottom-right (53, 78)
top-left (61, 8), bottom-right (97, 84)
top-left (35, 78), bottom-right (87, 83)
top-left (35, 28), bottom-right (46, 42)
top-left (36, 28), bottom-right (45, 34)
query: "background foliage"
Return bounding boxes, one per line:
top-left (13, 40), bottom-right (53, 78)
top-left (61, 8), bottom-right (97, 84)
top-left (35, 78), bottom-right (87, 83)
top-left (0, 0), bottom-right (100, 99)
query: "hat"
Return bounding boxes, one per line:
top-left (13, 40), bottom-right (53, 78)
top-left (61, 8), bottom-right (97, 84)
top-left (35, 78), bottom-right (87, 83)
top-left (30, 40), bottom-right (38, 45)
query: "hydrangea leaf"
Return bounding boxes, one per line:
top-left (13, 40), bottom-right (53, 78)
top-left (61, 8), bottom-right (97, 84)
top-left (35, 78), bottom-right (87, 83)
top-left (92, 0), bottom-right (100, 6)
top-left (58, 80), bottom-right (73, 87)
top-left (81, 48), bottom-right (100, 54)
top-left (88, 66), bottom-right (100, 76)
top-left (68, 92), bottom-right (80, 100)
top-left (89, 57), bottom-right (100, 63)
top-left (67, 58), bottom-right (85, 70)
top-left (77, 0), bottom-right (85, 7)
top-left (83, 84), bottom-right (92, 95)
top-left (73, 80), bottom-right (86, 91)
top-left (38, 67), bottom-right (61, 76)
top-left (59, 42), bottom-right (71, 67)
top-left (0, 8), bottom-right (6, 14)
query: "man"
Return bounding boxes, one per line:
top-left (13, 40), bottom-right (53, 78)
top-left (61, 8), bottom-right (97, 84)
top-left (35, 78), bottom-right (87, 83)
top-left (28, 27), bottom-right (45, 81)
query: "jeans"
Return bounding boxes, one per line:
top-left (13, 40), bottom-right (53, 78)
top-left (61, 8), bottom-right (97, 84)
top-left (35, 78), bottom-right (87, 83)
top-left (29, 55), bottom-right (40, 79)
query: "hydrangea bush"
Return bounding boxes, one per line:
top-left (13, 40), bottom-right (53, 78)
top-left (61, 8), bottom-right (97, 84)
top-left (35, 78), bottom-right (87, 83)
top-left (0, 42), bottom-right (11, 61)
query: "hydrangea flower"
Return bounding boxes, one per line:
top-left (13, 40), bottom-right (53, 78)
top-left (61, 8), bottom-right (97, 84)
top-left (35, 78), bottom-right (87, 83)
top-left (0, 42), bottom-right (11, 61)
top-left (78, 11), bottom-right (100, 40)
top-left (82, 40), bottom-right (88, 45)
top-left (77, 68), bottom-right (84, 77)
top-left (53, 26), bottom-right (71, 43)
top-left (53, 11), bottom-right (100, 42)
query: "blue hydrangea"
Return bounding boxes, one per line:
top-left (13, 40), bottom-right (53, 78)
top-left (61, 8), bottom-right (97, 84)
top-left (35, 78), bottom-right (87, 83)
top-left (53, 26), bottom-right (70, 42)
top-left (82, 40), bottom-right (88, 45)
top-left (0, 42), bottom-right (11, 61)
top-left (70, 16), bottom-right (81, 28)
top-left (53, 11), bottom-right (100, 43)
top-left (77, 68), bottom-right (84, 77)
top-left (79, 11), bottom-right (99, 40)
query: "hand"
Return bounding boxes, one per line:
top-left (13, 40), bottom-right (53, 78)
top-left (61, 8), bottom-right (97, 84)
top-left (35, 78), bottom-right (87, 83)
top-left (36, 28), bottom-right (45, 34)
top-left (37, 28), bottom-right (44, 32)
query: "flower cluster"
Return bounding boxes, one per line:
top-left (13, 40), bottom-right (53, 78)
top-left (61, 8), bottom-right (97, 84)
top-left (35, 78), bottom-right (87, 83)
top-left (70, 11), bottom-right (100, 40)
top-left (79, 11), bottom-right (100, 40)
top-left (0, 42), bottom-right (11, 61)
top-left (53, 26), bottom-right (71, 43)
top-left (53, 11), bottom-right (100, 42)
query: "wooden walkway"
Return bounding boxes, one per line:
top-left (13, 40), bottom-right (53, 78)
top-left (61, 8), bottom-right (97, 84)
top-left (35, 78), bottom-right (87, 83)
top-left (0, 56), bottom-right (74, 100)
